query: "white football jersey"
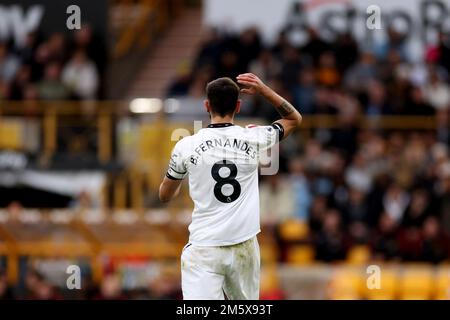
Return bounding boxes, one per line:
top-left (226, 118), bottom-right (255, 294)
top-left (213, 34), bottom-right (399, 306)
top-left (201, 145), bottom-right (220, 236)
top-left (166, 122), bottom-right (283, 246)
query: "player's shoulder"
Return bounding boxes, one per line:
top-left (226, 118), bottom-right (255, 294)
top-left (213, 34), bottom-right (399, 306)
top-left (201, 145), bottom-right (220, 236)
top-left (243, 123), bottom-right (276, 136)
top-left (173, 134), bottom-right (193, 152)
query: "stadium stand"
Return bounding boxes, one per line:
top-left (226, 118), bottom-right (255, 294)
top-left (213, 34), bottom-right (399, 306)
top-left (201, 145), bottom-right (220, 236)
top-left (0, 0), bottom-right (450, 300)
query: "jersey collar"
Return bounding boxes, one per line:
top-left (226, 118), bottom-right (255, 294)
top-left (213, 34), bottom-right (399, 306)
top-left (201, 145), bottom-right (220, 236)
top-left (207, 123), bottom-right (234, 128)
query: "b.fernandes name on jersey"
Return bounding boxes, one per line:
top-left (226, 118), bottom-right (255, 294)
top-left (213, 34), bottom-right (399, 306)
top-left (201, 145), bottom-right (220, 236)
top-left (189, 138), bottom-right (257, 165)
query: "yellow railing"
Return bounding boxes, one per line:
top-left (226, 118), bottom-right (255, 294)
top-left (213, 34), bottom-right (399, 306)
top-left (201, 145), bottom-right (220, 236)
top-left (0, 211), bottom-right (187, 284)
top-left (0, 101), bottom-right (440, 211)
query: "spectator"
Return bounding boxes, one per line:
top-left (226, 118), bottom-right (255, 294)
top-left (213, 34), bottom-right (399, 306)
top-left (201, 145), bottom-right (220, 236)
top-left (95, 274), bottom-right (127, 300)
top-left (372, 213), bottom-right (400, 260)
top-left (216, 50), bottom-right (241, 80)
top-left (437, 163), bottom-right (450, 235)
top-left (0, 271), bottom-right (15, 300)
top-left (401, 188), bottom-right (431, 228)
top-left (423, 67), bottom-right (450, 112)
top-left (436, 110), bottom-right (450, 146)
top-left (314, 209), bottom-right (347, 261)
top-left (418, 216), bottom-right (449, 263)
top-left (194, 28), bottom-right (222, 68)
top-left (72, 24), bottom-right (107, 77)
top-left (146, 273), bottom-right (181, 300)
top-left (334, 32), bottom-right (359, 72)
top-left (365, 80), bottom-right (392, 115)
top-left (382, 183), bottom-right (410, 223)
top-left (188, 65), bottom-right (214, 98)
top-left (373, 27), bottom-right (408, 61)
top-left (301, 28), bottom-right (330, 65)
top-left (407, 86), bottom-right (435, 115)
top-left (292, 68), bottom-right (316, 114)
top-left (427, 31), bottom-right (450, 74)
top-left (24, 269), bottom-right (62, 300)
top-left (0, 43), bottom-right (20, 83)
top-left (9, 65), bottom-right (31, 100)
top-left (46, 32), bottom-right (67, 63)
top-left (288, 158), bottom-right (312, 221)
top-left (259, 175), bottom-right (295, 226)
top-left (315, 51), bottom-right (340, 87)
top-left (249, 49), bottom-right (281, 83)
top-left (62, 50), bottom-right (99, 99)
top-left (343, 51), bottom-right (376, 93)
top-left (0, 81), bottom-right (9, 99)
top-left (341, 188), bottom-right (369, 226)
top-left (236, 27), bottom-right (262, 70)
top-left (279, 45), bottom-right (302, 88)
top-left (37, 62), bottom-right (70, 100)
top-left (15, 32), bottom-right (38, 64)
top-left (345, 153), bottom-right (373, 193)
top-left (166, 68), bottom-right (191, 97)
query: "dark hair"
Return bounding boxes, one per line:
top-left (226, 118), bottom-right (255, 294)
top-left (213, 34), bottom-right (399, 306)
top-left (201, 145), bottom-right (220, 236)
top-left (206, 77), bottom-right (240, 117)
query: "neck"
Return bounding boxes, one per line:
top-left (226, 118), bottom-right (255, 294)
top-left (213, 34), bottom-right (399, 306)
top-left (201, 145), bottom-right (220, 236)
top-left (210, 115), bottom-right (234, 125)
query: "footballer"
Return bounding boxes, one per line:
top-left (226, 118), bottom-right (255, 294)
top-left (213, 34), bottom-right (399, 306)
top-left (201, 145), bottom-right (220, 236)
top-left (159, 73), bottom-right (302, 300)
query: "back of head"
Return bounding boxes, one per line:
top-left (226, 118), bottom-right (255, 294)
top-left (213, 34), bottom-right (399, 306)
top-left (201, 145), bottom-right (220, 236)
top-left (206, 77), bottom-right (240, 117)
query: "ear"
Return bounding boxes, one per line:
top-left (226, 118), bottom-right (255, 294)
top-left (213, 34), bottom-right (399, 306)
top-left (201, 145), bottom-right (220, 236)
top-left (204, 99), bottom-right (211, 113)
top-left (235, 99), bottom-right (241, 114)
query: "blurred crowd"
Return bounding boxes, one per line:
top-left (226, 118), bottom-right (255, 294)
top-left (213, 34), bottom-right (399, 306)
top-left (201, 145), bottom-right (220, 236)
top-left (0, 25), bottom-right (105, 102)
top-left (167, 27), bottom-right (450, 119)
top-left (167, 26), bottom-right (450, 263)
top-left (0, 268), bottom-right (182, 300)
top-left (260, 132), bottom-right (450, 263)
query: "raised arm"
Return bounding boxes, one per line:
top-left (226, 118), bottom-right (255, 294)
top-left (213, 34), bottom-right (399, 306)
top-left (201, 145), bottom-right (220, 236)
top-left (236, 73), bottom-right (302, 139)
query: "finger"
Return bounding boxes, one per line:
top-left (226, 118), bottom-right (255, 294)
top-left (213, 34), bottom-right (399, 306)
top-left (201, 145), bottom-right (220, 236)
top-left (237, 74), bottom-right (255, 81)
top-left (237, 76), bottom-right (258, 84)
top-left (238, 73), bottom-right (255, 78)
top-left (236, 76), bottom-right (257, 83)
top-left (237, 80), bottom-right (256, 86)
top-left (240, 73), bottom-right (257, 81)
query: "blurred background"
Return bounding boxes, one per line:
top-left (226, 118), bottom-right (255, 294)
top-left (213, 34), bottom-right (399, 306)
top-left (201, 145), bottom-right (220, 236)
top-left (1, 0), bottom-right (450, 300)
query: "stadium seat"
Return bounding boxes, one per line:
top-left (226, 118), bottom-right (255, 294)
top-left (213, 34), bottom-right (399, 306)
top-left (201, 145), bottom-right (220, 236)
top-left (399, 265), bottom-right (433, 300)
top-left (286, 245), bottom-right (314, 265)
top-left (279, 219), bottom-right (309, 242)
top-left (346, 245), bottom-right (371, 265)
top-left (364, 268), bottom-right (398, 300)
top-left (0, 120), bottom-right (22, 149)
top-left (435, 265), bottom-right (450, 300)
top-left (260, 265), bottom-right (280, 293)
top-left (328, 266), bottom-right (363, 300)
top-left (260, 244), bottom-right (279, 263)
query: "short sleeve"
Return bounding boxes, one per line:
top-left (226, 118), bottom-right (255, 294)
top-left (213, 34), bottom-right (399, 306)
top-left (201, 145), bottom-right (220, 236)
top-left (166, 140), bottom-right (188, 180)
top-left (248, 123), bottom-right (284, 152)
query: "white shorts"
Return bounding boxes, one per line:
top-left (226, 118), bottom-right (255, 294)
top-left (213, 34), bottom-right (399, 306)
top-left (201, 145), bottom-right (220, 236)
top-left (181, 236), bottom-right (260, 300)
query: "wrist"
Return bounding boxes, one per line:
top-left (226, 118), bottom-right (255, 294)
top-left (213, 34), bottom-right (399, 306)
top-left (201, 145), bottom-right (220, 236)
top-left (259, 83), bottom-right (272, 97)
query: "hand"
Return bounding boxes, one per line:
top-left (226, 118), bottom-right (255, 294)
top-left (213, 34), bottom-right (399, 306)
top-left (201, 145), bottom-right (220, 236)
top-left (236, 73), bottom-right (267, 95)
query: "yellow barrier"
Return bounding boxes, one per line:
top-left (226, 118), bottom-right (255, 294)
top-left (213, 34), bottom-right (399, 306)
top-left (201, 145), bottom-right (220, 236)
top-left (0, 101), bottom-right (441, 211)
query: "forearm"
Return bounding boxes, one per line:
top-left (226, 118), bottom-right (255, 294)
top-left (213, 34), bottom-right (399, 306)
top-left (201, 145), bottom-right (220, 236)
top-left (260, 85), bottom-right (302, 122)
top-left (159, 176), bottom-right (182, 202)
